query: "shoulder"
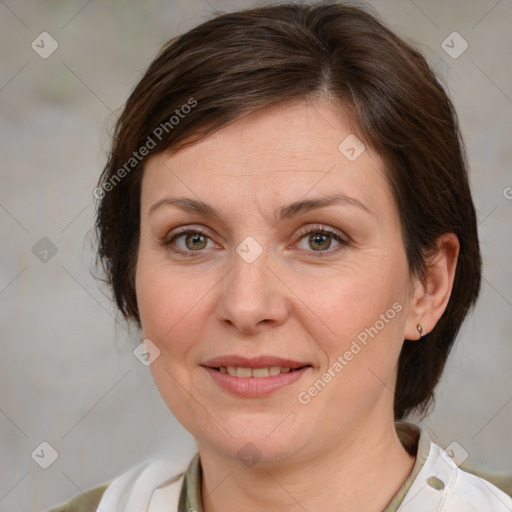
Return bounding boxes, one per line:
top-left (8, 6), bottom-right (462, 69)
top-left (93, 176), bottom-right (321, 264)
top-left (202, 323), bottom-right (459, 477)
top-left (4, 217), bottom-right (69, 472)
top-left (427, 442), bottom-right (512, 511)
top-left (46, 457), bottom-right (187, 512)
top-left (447, 465), bottom-right (512, 511)
top-left (398, 425), bottom-right (512, 512)
top-left (45, 483), bottom-right (109, 512)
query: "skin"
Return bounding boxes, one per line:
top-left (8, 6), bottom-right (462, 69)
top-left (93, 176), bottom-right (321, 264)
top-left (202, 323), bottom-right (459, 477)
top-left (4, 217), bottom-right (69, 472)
top-left (135, 97), bottom-right (459, 512)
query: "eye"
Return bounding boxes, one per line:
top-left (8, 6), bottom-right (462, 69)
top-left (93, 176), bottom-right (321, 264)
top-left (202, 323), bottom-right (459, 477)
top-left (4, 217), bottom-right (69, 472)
top-left (294, 224), bottom-right (348, 256)
top-left (164, 228), bottom-right (217, 254)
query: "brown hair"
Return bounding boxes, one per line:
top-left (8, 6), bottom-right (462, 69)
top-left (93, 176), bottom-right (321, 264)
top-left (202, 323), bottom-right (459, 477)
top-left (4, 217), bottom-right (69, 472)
top-left (95, 1), bottom-right (482, 419)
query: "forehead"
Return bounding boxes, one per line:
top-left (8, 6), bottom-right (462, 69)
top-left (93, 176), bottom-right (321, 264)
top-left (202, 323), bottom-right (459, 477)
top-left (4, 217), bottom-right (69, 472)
top-left (140, 98), bottom-right (393, 218)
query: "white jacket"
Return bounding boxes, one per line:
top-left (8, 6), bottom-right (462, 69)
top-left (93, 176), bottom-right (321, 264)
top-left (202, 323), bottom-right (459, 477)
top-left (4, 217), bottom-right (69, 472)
top-left (95, 428), bottom-right (512, 511)
top-left (396, 441), bottom-right (512, 511)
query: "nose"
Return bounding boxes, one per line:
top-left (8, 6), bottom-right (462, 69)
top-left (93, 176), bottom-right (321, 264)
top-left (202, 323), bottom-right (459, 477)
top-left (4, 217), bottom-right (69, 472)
top-left (217, 246), bottom-right (289, 334)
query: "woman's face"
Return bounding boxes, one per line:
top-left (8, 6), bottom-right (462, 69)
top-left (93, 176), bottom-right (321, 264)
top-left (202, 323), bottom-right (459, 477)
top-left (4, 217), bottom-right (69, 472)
top-left (136, 98), bottom-right (420, 465)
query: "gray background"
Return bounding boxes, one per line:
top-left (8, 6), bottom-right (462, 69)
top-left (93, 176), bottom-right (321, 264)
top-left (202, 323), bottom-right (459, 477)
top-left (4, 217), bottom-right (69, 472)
top-left (1, 1), bottom-right (511, 511)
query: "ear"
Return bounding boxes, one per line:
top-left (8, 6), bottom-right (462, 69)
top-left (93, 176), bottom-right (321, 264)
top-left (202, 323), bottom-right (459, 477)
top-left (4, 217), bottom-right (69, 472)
top-left (404, 233), bottom-right (460, 341)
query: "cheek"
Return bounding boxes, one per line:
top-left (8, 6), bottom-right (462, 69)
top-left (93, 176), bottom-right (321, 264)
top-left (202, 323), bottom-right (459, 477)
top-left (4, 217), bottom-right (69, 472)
top-left (309, 266), bottom-right (405, 341)
top-left (135, 255), bottom-right (215, 355)
top-left (136, 260), bottom-right (212, 432)
top-left (300, 251), bottom-right (409, 389)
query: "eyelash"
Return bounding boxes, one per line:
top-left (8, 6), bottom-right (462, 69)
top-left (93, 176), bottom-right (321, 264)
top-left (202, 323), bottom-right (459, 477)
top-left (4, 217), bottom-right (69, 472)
top-left (162, 224), bottom-right (348, 258)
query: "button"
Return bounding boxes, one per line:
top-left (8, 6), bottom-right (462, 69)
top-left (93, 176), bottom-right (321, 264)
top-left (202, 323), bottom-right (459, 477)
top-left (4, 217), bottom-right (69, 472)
top-left (427, 476), bottom-right (445, 490)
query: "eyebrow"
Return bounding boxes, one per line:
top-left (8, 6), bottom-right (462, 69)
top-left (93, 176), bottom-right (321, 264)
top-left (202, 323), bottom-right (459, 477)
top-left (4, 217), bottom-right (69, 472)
top-left (148, 192), bottom-right (371, 221)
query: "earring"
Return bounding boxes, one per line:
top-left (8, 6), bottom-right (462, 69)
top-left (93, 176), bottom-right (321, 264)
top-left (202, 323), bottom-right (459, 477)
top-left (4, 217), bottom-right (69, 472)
top-left (417, 324), bottom-right (424, 339)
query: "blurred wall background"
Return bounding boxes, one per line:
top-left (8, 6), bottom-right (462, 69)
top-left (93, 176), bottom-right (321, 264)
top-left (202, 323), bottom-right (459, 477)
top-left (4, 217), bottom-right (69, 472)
top-left (0, 1), bottom-right (511, 511)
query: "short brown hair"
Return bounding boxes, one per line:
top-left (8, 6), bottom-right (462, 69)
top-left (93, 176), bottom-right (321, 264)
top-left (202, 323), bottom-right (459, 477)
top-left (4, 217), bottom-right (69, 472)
top-left (95, 1), bottom-right (482, 419)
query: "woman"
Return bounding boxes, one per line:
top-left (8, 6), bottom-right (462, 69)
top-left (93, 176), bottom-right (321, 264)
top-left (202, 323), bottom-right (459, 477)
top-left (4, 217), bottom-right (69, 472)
top-left (49, 1), bottom-right (512, 511)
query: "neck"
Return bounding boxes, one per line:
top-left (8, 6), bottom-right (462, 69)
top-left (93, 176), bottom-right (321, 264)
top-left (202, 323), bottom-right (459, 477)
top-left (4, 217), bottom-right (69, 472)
top-left (197, 411), bottom-right (416, 512)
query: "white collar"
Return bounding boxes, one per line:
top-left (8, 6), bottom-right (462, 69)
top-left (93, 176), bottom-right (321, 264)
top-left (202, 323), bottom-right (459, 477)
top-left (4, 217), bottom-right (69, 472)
top-left (96, 423), bottom-right (512, 512)
top-left (97, 458), bottom-right (184, 512)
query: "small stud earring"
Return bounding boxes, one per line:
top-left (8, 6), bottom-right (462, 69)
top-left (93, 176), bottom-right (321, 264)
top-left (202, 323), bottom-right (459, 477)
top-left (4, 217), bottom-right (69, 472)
top-left (417, 324), bottom-right (424, 339)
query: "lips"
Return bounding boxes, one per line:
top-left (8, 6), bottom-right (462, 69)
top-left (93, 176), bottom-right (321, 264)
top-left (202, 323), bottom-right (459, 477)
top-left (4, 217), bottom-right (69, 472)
top-left (201, 355), bottom-right (313, 397)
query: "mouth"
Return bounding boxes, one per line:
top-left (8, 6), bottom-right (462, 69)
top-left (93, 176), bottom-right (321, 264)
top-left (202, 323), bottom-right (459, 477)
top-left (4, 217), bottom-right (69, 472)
top-left (200, 356), bottom-right (313, 397)
top-left (209, 365), bottom-right (311, 378)
top-left (201, 354), bottom-right (312, 378)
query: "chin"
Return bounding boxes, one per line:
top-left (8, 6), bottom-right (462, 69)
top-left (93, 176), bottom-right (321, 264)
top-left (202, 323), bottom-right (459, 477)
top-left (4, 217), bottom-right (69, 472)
top-left (195, 416), bottom-right (311, 466)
